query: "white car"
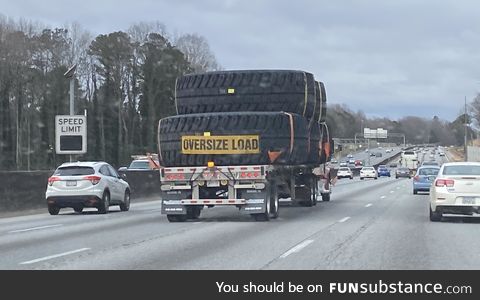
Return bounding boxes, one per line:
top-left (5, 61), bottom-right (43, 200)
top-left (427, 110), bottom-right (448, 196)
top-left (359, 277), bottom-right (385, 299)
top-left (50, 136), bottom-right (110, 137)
top-left (337, 167), bottom-right (353, 179)
top-left (360, 167), bottom-right (377, 180)
top-left (46, 161), bottom-right (131, 215)
top-left (429, 162), bottom-right (480, 221)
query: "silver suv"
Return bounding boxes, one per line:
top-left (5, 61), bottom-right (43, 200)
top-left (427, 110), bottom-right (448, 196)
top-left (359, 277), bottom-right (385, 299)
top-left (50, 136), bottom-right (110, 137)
top-left (46, 161), bottom-right (131, 215)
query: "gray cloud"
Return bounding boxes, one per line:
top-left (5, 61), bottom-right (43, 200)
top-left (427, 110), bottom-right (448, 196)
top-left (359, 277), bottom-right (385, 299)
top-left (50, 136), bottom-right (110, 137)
top-left (2, 0), bottom-right (480, 121)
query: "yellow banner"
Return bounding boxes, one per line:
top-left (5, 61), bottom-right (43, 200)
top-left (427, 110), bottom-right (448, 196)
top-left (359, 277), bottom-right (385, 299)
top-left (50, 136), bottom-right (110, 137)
top-left (181, 135), bottom-right (260, 154)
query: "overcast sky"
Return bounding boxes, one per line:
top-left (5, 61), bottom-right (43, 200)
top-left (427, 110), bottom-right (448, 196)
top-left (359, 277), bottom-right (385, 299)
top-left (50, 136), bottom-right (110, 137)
top-left (2, 0), bottom-right (480, 121)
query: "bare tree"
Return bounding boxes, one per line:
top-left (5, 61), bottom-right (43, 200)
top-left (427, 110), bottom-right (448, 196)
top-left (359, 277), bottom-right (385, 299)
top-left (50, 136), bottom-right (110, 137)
top-left (175, 33), bottom-right (221, 72)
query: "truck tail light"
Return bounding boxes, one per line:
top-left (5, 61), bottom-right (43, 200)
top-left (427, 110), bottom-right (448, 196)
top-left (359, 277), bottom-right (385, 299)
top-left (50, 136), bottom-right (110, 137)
top-left (84, 175), bottom-right (101, 185)
top-left (48, 176), bottom-right (61, 186)
top-left (435, 179), bottom-right (454, 187)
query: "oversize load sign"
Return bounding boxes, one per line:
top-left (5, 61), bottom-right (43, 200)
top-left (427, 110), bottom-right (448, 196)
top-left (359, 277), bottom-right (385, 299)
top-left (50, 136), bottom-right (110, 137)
top-left (55, 115), bottom-right (87, 154)
top-left (181, 135), bottom-right (260, 154)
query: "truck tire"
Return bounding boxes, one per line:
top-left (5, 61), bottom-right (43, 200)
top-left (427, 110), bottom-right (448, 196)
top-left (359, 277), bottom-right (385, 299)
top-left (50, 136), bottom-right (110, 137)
top-left (158, 111), bottom-right (309, 167)
top-left (318, 81), bottom-right (327, 123)
top-left (175, 70), bottom-right (316, 119)
top-left (269, 182), bottom-right (279, 219)
top-left (186, 206), bottom-right (201, 219)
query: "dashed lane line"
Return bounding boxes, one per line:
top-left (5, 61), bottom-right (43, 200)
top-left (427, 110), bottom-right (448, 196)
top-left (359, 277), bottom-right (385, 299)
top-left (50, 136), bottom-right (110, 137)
top-left (279, 240), bottom-right (314, 259)
top-left (20, 248), bottom-right (91, 265)
top-left (9, 224), bottom-right (63, 233)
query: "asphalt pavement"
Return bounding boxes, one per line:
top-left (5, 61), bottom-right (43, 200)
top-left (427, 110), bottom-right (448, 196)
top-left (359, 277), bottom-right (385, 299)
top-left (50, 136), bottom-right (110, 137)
top-left (2, 150), bottom-right (480, 270)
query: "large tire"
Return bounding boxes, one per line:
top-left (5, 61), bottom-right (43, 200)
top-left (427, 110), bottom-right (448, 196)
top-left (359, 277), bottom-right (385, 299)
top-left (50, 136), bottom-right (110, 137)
top-left (158, 112), bottom-right (309, 167)
top-left (318, 81), bottom-right (327, 123)
top-left (252, 187), bottom-right (271, 222)
top-left (175, 70), bottom-right (316, 119)
top-left (269, 182), bottom-right (279, 219)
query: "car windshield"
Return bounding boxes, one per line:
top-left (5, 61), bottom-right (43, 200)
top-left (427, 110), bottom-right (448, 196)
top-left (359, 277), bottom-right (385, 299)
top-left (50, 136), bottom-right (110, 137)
top-left (339, 168), bottom-right (350, 171)
top-left (398, 168), bottom-right (409, 172)
top-left (442, 165), bottom-right (480, 176)
top-left (363, 168), bottom-right (374, 170)
top-left (54, 166), bottom-right (95, 176)
top-left (418, 168), bottom-right (439, 176)
top-left (129, 161), bottom-right (150, 169)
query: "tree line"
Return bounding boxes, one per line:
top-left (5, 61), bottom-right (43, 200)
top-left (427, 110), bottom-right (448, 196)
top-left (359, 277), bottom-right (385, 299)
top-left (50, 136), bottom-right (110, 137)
top-left (0, 16), bottom-right (220, 170)
top-left (0, 16), bottom-right (478, 171)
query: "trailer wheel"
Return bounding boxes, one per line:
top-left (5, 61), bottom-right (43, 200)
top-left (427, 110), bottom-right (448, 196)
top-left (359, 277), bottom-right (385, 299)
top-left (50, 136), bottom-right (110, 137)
top-left (269, 183), bottom-right (279, 219)
top-left (167, 215), bottom-right (188, 222)
top-left (297, 177), bottom-right (316, 207)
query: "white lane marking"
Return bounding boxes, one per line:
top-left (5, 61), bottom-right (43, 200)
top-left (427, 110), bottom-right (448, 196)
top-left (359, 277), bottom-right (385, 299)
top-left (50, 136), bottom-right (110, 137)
top-left (20, 248), bottom-right (90, 265)
top-left (390, 191), bottom-right (394, 193)
top-left (280, 240), bottom-right (314, 259)
top-left (396, 187), bottom-right (400, 189)
top-left (9, 224), bottom-right (63, 233)
top-left (380, 196), bottom-right (386, 199)
top-left (338, 217), bottom-right (351, 223)
top-left (365, 203), bottom-right (373, 207)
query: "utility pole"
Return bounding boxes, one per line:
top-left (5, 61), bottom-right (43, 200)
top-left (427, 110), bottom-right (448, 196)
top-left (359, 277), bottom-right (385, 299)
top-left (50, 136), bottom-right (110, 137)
top-left (464, 96), bottom-right (468, 161)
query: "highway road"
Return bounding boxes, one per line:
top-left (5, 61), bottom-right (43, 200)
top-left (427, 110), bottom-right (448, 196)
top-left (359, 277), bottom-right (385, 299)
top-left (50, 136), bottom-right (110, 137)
top-left (2, 149), bottom-right (480, 270)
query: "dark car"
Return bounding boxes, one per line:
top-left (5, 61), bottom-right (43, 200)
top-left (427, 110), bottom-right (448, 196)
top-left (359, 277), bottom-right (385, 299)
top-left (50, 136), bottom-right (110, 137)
top-left (395, 167), bottom-right (411, 179)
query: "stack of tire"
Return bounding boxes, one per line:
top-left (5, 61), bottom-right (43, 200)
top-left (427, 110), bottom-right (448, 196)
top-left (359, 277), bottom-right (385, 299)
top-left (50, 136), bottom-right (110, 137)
top-left (158, 70), bottom-right (329, 167)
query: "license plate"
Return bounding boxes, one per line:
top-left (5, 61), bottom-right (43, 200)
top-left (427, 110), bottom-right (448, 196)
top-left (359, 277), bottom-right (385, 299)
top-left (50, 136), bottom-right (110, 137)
top-left (463, 197), bottom-right (476, 204)
top-left (66, 180), bottom-right (77, 187)
top-left (206, 181), bottom-right (220, 187)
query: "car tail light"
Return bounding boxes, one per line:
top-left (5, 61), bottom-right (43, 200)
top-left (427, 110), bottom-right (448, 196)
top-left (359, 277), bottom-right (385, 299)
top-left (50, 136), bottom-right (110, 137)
top-left (435, 179), bottom-right (454, 187)
top-left (84, 175), bottom-right (101, 185)
top-left (48, 176), bottom-right (61, 186)
top-left (413, 176), bottom-right (419, 181)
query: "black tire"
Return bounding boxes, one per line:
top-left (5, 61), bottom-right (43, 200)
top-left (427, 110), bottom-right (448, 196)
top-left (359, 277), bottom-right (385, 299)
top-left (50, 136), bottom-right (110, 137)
top-left (119, 190), bottom-right (130, 211)
top-left (175, 70), bottom-right (316, 119)
top-left (167, 214), bottom-right (188, 222)
top-left (360, 177), bottom-right (364, 180)
top-left (269, 182), bottom-right (279, 219)
top-left (48, 205), bottom-right (60, 215)
top-left (429, 206), bottom-right (442, 222)
top-left (318, 82), bottom-right (327, 123)
top-left (413, 189), bottom-right (418, 195)
top-left (98, 191), bottom-right (110, 214)
top-left (73, 207), bottom-right (83, 213)
top-left (159, 112), bottom-right (309, 167)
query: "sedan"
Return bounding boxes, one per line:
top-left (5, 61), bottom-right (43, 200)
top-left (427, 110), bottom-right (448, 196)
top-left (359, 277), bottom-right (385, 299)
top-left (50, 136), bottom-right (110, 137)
top-left (360, 167), bottom-right (377, 180)
top-left (337, 167), bottom-right (353, 179)
top-left (377, 166), bottom-right (391, 177)
top-left (412, 166), bottom-right (440, 194)
top-left (430, 162), bottom-right (480, 221)
top-left (46, 161), bottom-right (131, 215)
top-left (395, 167), bottom-right (411, 179)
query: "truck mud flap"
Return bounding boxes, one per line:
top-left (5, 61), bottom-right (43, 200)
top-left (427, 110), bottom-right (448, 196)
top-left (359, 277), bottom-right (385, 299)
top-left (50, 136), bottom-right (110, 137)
top-left (161, 190), bottom-right (189, 215)
top-left (238, 189), bottom-right (268, 214)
